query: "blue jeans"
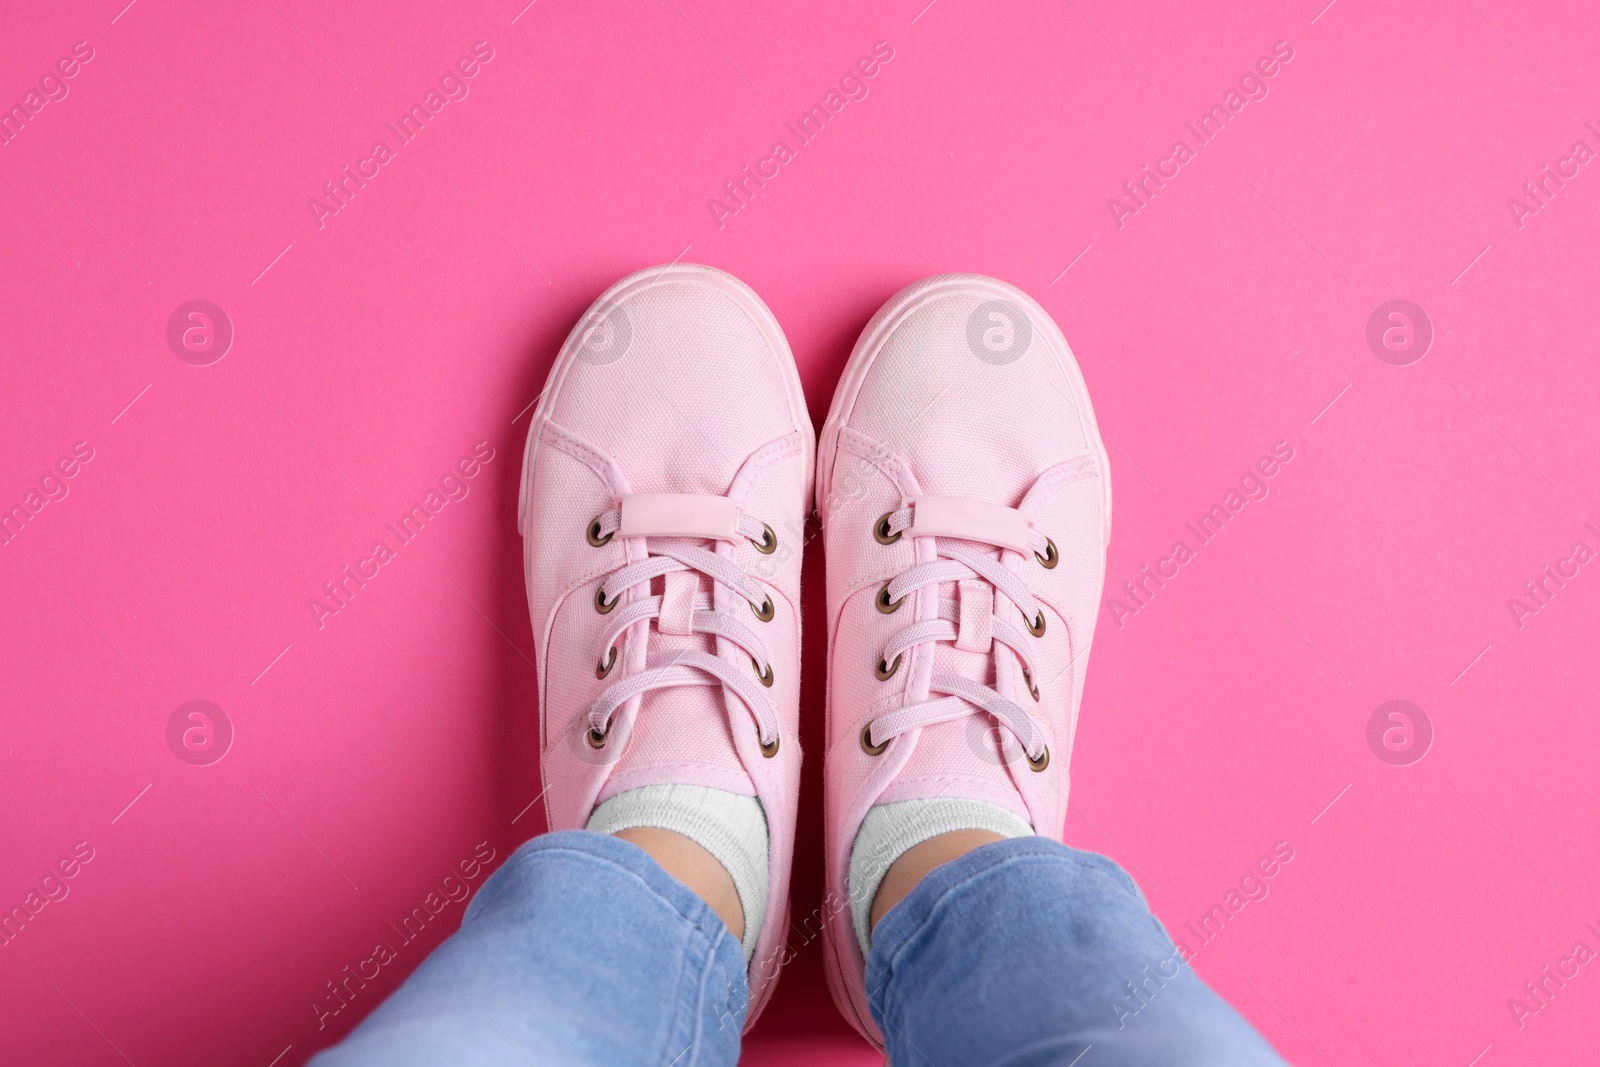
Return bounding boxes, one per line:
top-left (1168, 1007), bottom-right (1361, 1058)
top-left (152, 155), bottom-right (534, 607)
top-left (312, 832), bottom-right (1285, 1066)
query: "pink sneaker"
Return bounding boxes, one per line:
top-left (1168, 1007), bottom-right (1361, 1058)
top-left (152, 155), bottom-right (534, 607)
top-left (816, 275), bottom-right (1111, 1046)
top-left (518, 264), bottom-right (813, 1023)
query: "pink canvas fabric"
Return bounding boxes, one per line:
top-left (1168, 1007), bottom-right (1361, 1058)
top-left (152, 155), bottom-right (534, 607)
top-left (518, 265), bottom-right (813, 1025)
top-left (816, 275), bottom-right (1112, 1047)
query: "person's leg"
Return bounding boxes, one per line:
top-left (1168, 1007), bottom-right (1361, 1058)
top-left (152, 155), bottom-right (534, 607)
top-left (816, 276), bottom-right (1282, 1061)
top-left (310, 830), bottom-right (748, 1067)
top-left (517, 262), bottom-right (813, 1029)
top-left (865, 835), bottom-right (1288, 1067)
top-left (616, 826), bottom-right (746, 942)
top-left (317, 266), bottom-right (813, 1063)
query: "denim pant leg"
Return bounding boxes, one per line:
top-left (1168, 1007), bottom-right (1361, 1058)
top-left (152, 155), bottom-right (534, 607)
top-left (311, 830), bottom-right (748, 1067)
top-left (867, 837), bottom-right (1288, 1067)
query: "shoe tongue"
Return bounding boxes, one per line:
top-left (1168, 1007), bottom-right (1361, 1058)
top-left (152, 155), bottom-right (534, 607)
top-left (595, 553), bottom-right (757, 805)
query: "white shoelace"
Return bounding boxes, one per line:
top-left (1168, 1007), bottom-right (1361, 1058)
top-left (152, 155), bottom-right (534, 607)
top-left (582, 505), bottom-right (782, 754)
top-left (864, 507), bottom-right (1056, 767)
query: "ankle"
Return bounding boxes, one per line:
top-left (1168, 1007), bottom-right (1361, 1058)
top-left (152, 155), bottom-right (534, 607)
top-left (616, 826), bottom-right (745, 942)
top-left (869, 829), bottom-right (1004, 932)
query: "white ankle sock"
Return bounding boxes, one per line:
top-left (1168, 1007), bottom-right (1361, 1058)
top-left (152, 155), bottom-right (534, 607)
top-left (847, 798), bottom-right (1033, 956)
top-left (588, 784), bottom-right (769, 960)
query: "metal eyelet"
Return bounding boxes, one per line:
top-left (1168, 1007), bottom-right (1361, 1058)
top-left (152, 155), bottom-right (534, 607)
top-left (873, 512), bottom-right (902, 545)
top-left (876, 584), bottom-right (905, 614)
top-left (860, 722), bottom-right (889, 756)
top-left (586, 724), bottom-right (610, 750)
top-left (760, 735), bottom-right (780, 758)
top-left (595, 587), bottom-right (618, 614)
top-left (587, 519), bottom-right (613, 547)
top-left (751, 596), bottom-right (775, 622)
top-left (1023, 669), bottom-right (1039, 701)
top-left (1026, 610), bottom-right (1046, 637)
top-left (752, 524), bottom-right (778, 554)
top-left (596, 648), bottom-right (617, 679)
top-left (875, 654), bottom-right (902, 681)
top-left (752, 658), bottom-right (774, 687)
top-left (1035, 537), bottom-right (1058, 569)
top-left (1027, 745), bottom-right (1050, 772)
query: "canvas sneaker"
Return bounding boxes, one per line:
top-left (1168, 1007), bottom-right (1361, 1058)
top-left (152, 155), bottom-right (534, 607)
top-left (518, 264), bottom-right (813, 1024)
top-left (816, 274), bottom-right (1111, 1047)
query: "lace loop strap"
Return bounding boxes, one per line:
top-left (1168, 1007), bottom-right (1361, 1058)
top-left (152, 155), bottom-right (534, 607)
top-left (617, 493), bottom-right (742, 541)
top-left (908, 495), bottom-right (1032, 555)
top-left (592, 495), bottom-right (773, 549)
top-left (880, 495), bottom-right (1051, 557)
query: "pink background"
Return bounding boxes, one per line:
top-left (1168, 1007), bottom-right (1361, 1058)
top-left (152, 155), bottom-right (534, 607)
top-left (3, 0), bottom-right (1599, 1063)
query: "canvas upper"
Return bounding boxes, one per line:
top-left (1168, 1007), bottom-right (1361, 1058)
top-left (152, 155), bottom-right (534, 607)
top-left (816, 275), bottom-right (1111, 1047)
top-left (518, 264), bottom-right (813, 1025)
